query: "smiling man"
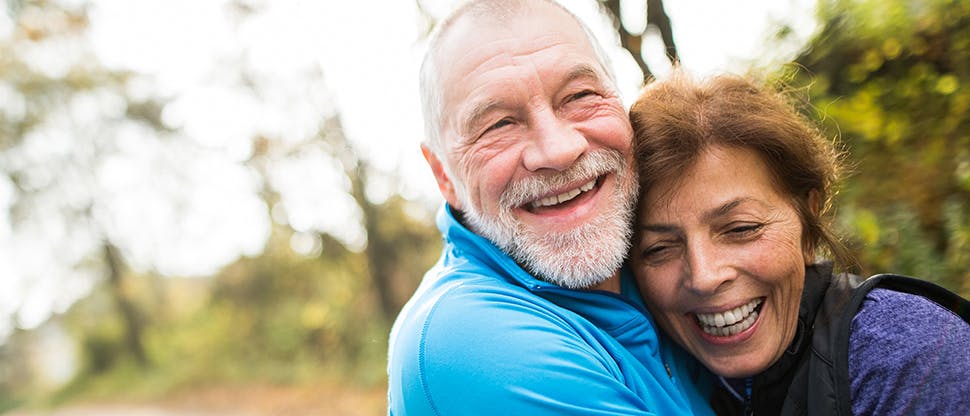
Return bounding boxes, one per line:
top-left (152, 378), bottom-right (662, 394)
top-left (386, 1), bottom-right (713, 414)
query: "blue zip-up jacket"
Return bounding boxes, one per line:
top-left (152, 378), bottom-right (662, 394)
top-left (388, 204), bottom-right (714, 415)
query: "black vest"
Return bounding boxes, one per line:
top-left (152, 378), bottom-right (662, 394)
top-left (710, 264), bottom-right (970, 415)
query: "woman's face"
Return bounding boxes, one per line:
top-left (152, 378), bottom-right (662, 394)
top-left (631, 145), bottom-right (810, 378)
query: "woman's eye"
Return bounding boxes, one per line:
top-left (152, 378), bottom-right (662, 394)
top-left (727, 223), bottom-right (763, 236)
top-left (641, 244), bottom-right (676, 263)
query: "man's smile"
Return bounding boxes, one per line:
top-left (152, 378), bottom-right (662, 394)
top-left (527, 177), bottom-right (598, 210)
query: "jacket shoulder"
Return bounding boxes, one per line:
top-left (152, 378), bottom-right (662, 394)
top-left (802, 272), bottom-right (970, 415)
top-left (388, 275), bottom-right (651, 415)
top-left (847, 287), bottom-right (970, 415)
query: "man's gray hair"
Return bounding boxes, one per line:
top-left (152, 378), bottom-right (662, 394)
top-left (419, 0), bottom-right (618, 157)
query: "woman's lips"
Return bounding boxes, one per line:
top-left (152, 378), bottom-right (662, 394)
top-left (693, 297), bottom-right (764, 337)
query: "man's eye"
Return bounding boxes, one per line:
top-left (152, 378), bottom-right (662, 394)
top-left (569, 90), bottom-right (598, 101)
top-left (484, 118), bottom-right (514, 134)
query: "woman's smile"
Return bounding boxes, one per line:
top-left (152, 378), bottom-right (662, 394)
top-left (693, 297), bottom-right (764, 339)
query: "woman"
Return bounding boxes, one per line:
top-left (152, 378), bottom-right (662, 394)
top-left (628, 70), bottom-right (970, 415)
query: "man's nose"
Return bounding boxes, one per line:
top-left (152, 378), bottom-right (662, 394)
top-left (684, 241), bottom-right (736, 296)
top-left (522, 111), bottom-right (588, 172)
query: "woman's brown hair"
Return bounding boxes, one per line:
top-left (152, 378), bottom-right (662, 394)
top-left (630, 69), bottom-right (854, 269)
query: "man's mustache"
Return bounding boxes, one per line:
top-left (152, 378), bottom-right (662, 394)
top-left (499, 150), bottom-right (626, 209)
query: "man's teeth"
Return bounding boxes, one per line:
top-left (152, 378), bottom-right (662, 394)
top-left (695, 298), bottom-right (762, 337)
top-left (530, 179), bottom-right (596, 208)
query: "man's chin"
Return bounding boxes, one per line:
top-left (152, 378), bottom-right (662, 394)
top-left (507, 226), bottom-right (626, 289)
top-left (460, 196), bottom-right (632, 289)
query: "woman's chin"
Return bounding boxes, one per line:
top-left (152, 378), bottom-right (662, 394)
top-left (709, 362), bottom-right (764, 379)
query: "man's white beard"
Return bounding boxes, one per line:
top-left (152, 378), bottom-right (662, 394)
top-left (457, 149), bottom-right (638, 289)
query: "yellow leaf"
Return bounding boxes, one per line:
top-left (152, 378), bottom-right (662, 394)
top-left (882, 38), bottom-right (903, 59)
top-left (936, 75), bottom-right (959, 95)
top-left (855, 209), bottom-right (881, 245)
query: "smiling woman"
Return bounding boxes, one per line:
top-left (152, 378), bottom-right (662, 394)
top-left (634, 145), bottom-right (809, 378)
top-left (628, 69), bottom-right (970, 415)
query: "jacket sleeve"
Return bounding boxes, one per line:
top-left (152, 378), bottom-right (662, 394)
top-left (393, 283), bottom-right (660, 416)
top-left (847, 288), bottom-right (970, 415)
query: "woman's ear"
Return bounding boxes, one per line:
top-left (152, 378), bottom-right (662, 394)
top-left (808, 189), bottom-right (821, 217)
top-left (803, 189), bottom-right (822, 264)
top-left (421, 143), bottom-right (462, 209)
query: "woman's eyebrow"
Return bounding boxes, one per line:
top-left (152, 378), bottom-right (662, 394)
top-left (702, 198), bottom-right (747, 224)
top-left (639, 198), bottom-right (759, 232)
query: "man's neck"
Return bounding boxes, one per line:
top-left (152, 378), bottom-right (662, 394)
top-left (587, 271), bottom-right (621, 293)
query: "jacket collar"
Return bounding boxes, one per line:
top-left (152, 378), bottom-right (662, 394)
top-left (437, 203), bottom-right (567, 291)
top-left (436, 203), bottom-right (655, 332)
top-left (748, 263), bottom-right (834, 414)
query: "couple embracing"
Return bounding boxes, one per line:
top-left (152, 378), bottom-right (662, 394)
top-left (387, 1), bottom-right (970, 415)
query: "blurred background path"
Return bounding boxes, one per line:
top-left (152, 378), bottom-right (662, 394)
top-left (6, 382), bottom-right (385, 415)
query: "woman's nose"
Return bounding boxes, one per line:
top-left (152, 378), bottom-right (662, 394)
top-left (684, 241), bottom-right (736, 295)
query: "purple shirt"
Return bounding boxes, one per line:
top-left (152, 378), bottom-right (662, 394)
top-left (849, 288), bottom-right (970, 415)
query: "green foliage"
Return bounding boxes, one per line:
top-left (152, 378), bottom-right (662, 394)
top-left (2, 0), bottom-right (442, 411)
top-left (790, 0), bottom-right (970, 295)
top-left (40, 196), bottom-right (439, 406)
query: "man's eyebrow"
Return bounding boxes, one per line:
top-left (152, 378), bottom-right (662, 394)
top-left (561, 64), bottom-right (602, 87)
top-left (458, 64), bottom-right (603, 138)
top-left (461, 97), bottom-right (504, 138)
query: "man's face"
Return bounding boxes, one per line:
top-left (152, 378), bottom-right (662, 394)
top-left (425, 4), bottom-right (638, 289)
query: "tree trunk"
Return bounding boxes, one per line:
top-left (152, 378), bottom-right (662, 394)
top-left (603, 0), bottom-right (651, 80)
top-left (103, 242), bottom-right (148, 366)
top-left (351, 164), bottom-right (400, 325)
top-left (321, 116), bottom-right (400, 325)
top-left (647, 0), bottom-right (678, 63)
top-left (601, 0), bottom-right (679, 83)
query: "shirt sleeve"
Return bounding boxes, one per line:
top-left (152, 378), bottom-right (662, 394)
top-left (848, 288), bottom-right (970, 416)
top-left (410, 285), bottom-right (659, 415)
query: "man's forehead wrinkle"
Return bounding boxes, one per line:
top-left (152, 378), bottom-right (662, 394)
top-left (444, 43), bottom-right (551, 137)
top-left (433, 4), bottom-right (604, 147)
top-left (447, 33), bottom-right (574, 75)
top-left (452, 60), bottom-right (605, 139)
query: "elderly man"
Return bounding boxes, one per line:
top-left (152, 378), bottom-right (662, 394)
top-left (388, 0), bottom-right (712, 414)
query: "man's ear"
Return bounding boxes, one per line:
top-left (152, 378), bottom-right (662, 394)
top-left (421, 143), bottom-right (462, 209)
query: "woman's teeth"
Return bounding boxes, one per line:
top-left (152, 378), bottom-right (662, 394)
top-left (695, 298), bottom-right (762, 337)
top-left (530, 179), bottom-right (596, 208)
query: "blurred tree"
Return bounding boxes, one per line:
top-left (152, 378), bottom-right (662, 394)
top-left (789, 0), bottom-right (970, 295)
top-left (0, 330), bottom-right (31, 412)
top-left (321, 117), bottom-right (441, 324)
top-left (0, 0), bottom-right (164, 366)
top-left (3, 0), bottom-right (440, 406)
top-left (102, 242), bottom-right (147, 365)
top-left (176, 199), bottom-right (436, 384)
top-left (248, 115), bottom-right (440, 327)
top-left (1, 0), bottom-right (273, 374)
top-left (601, 0), bottom-right (677, 81)
top-left (415, 0), bottom-right (678, 82)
